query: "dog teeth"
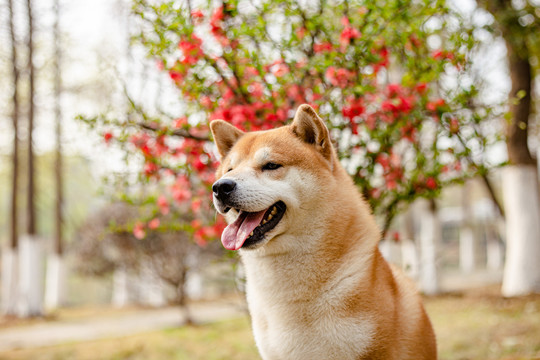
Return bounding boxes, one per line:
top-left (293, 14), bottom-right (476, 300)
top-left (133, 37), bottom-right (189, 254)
top-left (249, 231), bottom-right (254, 236)
top-left (271, 207), bottom-right (277, 215)
top-left (267, 214), bottom-right (273, 221)
top-left (262, 219), bottom-right (267, 225)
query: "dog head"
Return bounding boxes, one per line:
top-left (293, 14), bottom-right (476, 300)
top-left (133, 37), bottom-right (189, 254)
top-left (210, 104), bottom-right (337, 252)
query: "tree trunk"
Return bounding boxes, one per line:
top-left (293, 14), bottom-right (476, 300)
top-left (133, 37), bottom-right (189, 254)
top-left (502, 166), bottom-right (540, 296)
top-left (18, 0), bottom-right (43, 317)
top-left (178, 268), bottom-right (193, 325)
top-left (401, 208), bottom-right (419, 280)
top-left (418, 199), bottom-right (440, 295)
top-left (45, 252), bottom-right (65, 310)
top-left (112, 266), bottom-right (130, 307)
top-left (499, 10), bottom-right (540, 296)
top-left (460, 181), bottom-right (476, 273)
top-left (46, 0), bottom-right (65, 310)
top-left (26, 0), bottom-right (36, 237)
top-left (3, 0), bottom-right (21, 316)
top-left (18, 235), bottom-right (44, 317)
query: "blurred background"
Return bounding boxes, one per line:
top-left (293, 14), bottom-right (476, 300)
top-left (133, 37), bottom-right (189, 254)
top-left (0, 0), bottom-right (539, 359)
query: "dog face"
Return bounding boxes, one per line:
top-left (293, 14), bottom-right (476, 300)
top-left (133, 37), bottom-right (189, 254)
top-left (210, 105), bottom-right (336, 252)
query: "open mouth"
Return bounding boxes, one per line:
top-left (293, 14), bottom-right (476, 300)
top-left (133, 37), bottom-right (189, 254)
top-left (221, 201), bottom-right (286, 250)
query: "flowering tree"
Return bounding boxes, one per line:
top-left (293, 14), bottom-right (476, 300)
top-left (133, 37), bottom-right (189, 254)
top-left (80, 0), bottom-right (503, 241)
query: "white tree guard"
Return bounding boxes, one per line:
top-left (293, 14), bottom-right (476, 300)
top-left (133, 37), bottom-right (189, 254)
top-left (502, 165), bottom-right (540, 296)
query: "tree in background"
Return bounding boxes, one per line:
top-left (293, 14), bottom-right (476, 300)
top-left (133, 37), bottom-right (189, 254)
top-left (2, 0), bottom-right (22, 316)
top-left (74, 202), bottom-right (225, 323)
top-left (45, 0), bottom-right (66, 310)
top-left (81, 0), bottom-right (504, 291)
top-left (479, 0), bottom-right (540, 296)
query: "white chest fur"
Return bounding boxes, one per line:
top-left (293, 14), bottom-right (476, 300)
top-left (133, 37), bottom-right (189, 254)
top-left (241, 250), bottom-right (375, 360)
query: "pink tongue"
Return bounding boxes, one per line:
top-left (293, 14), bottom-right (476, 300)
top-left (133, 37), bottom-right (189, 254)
top-left (221, 209), bottom-right (267, 250)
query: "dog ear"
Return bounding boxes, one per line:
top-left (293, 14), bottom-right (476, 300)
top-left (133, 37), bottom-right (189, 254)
top-left (210, 120), bottom-right (244, 159)
top-left (291, 104), bottom-right (333, 162)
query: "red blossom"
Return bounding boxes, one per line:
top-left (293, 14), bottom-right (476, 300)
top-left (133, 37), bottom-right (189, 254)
top-left (148, 218), bottom-right (160, 230)
top-left (415, 82), bottom-right (428, 94)
top-left (426, 98), bottom-right (446, 112)
top-left (191, 9), bottom-right (204, 19)
top-left (340, 26), bottom-right (361, 47)
top-left (400, 124), bottom-right (417, 142)
top-left (432, 50), bottom-right (455, 61)
top-left (178, 34), bottom-right (203, 65)
top-left (191, 198), bottom-right (202, 213)
top-left (296, 27), bottom-right (307, 39)
top-left (103, 132), bottom-right (114, 144)
top-left (326, 67), bottom-right (355, 88)
top-left (426, 177), bottom-right (437, 190)
top-left (157, 195), bottom-right (170, 215)
top-left (313, 42), bottom-right (333, 53)
top-left (133, 222), bottom-right (145, 240)
top-left (144, 162), bottom-right (159, 177)
top-left (173, 117), bottom-right (188, 128)
top-left (449, 118), bottom-right (460, 134)
top-left (373, 47), bottom-right (389, 72)
top-left (169, 70), bottom-right (183, 83)
top-left (171, 175), bottom-right (191, 203)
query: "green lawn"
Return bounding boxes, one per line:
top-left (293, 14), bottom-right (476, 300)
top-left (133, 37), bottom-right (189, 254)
top-left (2, 289), bottom-right (539, 360)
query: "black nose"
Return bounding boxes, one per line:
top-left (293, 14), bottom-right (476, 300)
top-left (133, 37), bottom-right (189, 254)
top-left (212, 178), bottom-right (237, 202)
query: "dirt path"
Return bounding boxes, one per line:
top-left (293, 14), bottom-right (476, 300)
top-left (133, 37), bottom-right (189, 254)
top-left (0, 300), bottom-right (246, 352)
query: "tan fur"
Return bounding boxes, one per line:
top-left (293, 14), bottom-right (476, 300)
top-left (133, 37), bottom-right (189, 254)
top-left (210, 105), bottom-right (437, 360)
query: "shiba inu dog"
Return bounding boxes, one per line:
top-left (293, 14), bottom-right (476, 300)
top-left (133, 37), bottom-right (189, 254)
top-left (210, 104), bottom-right (437, 360)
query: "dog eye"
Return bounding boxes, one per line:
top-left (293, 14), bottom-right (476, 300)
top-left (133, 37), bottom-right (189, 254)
top-left (262, 162), bottom-right (282, 171)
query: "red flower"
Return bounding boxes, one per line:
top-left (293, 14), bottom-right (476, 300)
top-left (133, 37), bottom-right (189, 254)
top-left (340, 26), bottom-right (361, 47)
top-left (400, 124), bottom-right (417, 142)
top-left (157, 195), bottom-right (170, 215)
top-left (432, 50), bottom-right (455, 61)
top-left (313, 42), bottom-right (333, 53)
top-left (169, 70), bottom-right (183, 83)
top-left (191, 9), bottom-right (204, 19)
top-left (449, 118), bottom-right (460, 134)
top-left (148, 218), bottom-right (160, 230)
top-left (342, 98), bottom-right (365, 121)
top-left (415, 82), bottom-right (427, 94)
top-left (426, 98), bottom-right (445, 112)
top-left (144, 162), bottom-right (159, 177)
top-left (174, 117), bottom-right (188, 129)
top-left (296, 27), bottom-right (307, 39)
top-left (426, 177), bottom-right (437, 190)
top-left (103, 132), bottom-right (113, 144)
top-left (133, 222), bottom-right (145, 240)
top-left (191, 198), bottom-right (202, 213)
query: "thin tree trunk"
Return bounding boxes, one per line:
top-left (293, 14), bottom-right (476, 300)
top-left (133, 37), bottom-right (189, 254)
top-left (26, 0), bottom-right (36, 237)
top-left (177, 267), bottom-right (194, 326)
top-left (46, 0), bottom-right (65, 310)
top-left (418, 199), bottom-right (440, 295)
top-left (8, 0), bottom-right (20, 251)
top-left (19, 0), bottom-right (43, 317)
top-left (504, 42), bottom-right (534, 166)
top-left (460, 181), bottom-right (476, 273)
top-left (54, 0), bottom-right (63, 257)
top-left (3, 0), bottom-right (21, 316)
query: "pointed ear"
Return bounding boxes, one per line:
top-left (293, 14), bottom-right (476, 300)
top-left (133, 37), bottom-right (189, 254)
top-left (210, 120), bottom-right (244, 159)
top-left (291, 104), bottom-right (333, 162)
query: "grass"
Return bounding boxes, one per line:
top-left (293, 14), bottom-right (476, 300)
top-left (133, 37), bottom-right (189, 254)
top-left (1, 287), bottom-right (539, 360)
